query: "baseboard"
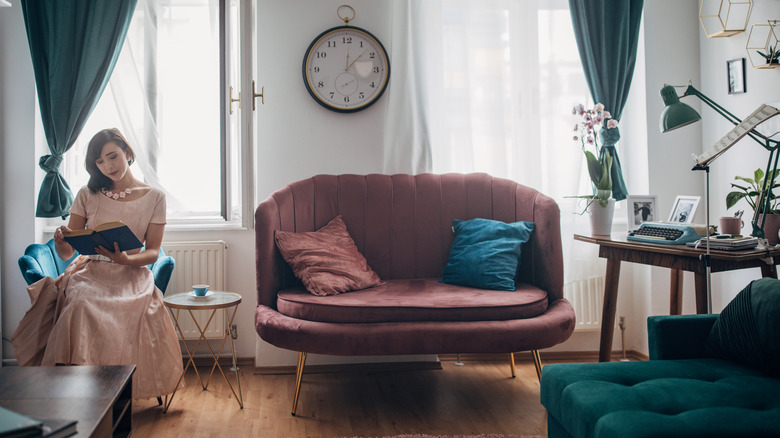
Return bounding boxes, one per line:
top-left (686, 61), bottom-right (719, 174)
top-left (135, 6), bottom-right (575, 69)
top-left (253, 350), bottom-right (648, 375)
top-left (187, 356), bottom-right (255, 368)
top-left (254, 360), bottom-right (443, 375)
top-left (439, 350), bottom-right (648, 362)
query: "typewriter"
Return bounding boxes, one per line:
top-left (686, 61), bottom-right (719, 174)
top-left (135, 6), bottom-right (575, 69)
top-left (627, 222), bottom-right (706, 245)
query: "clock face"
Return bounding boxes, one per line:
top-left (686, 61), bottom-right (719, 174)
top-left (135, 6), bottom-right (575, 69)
top-left (302, 26), bottom-right (390, 113)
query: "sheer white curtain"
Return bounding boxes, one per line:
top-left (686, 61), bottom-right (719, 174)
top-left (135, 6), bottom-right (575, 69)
top-left (60, 0), bottom-right (224, 217)
top-left (385, 0), bottom-right (604, 286)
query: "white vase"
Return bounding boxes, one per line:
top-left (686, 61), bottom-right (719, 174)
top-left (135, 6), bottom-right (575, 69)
top-left (589, 198), bottom-right (615, 236)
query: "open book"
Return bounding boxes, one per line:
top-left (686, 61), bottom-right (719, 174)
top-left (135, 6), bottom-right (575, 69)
top-left (694, 104), bottom-right (780, 168)
top-left (63, 221), bottom-right (143, 255)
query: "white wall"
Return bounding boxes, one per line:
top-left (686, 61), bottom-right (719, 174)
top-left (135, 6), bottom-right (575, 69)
top-left (1, 4), bottom-right (37, 361)
top-left (641, 0), bottom-right (704, 353)
top-left (699, 0), bottom-right (780, 312)
top-left (254, 0), bottom-right (392, 202)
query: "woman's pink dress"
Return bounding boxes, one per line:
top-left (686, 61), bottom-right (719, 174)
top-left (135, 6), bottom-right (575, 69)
top-left (11, 187), bottom-right (183, 400)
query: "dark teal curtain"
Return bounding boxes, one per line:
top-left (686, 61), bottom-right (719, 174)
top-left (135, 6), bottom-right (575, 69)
top-left (569, 0), bottom-right (644, 202)
top-left (22, 0), bottom-right (137, 218)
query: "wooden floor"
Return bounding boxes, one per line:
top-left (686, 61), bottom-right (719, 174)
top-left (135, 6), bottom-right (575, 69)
top-left (132, 357), bottom-right (552, 438)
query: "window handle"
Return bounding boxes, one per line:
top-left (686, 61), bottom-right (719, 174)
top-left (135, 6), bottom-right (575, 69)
top-left (229, 86), bottom-right (241, 115)
top-left (252, 81), bottom-right (264, 110)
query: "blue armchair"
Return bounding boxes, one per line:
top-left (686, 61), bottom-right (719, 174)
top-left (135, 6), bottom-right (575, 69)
top-left (19, 239), bottom-right (175, 294)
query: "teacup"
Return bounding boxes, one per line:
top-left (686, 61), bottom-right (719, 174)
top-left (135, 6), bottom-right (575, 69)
top-left (719, 217), bottom-right (744, 235)
top-left (192, 284), bottom-right (210, 296)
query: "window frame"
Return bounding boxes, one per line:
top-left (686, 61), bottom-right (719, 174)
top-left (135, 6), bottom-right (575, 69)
top-left (37, 0), bottom-right (255, 231)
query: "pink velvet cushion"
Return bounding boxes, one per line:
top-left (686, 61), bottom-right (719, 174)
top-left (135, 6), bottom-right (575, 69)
top-left (277, 278), bottom-right (549, 323)
top-left (274, 215), bottom-right (383, 296)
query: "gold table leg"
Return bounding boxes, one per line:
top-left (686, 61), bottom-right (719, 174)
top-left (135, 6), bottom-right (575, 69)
top-left (163, 303), bottom-right (243, 412)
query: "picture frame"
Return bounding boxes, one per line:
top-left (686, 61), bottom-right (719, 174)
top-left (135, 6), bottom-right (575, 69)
top-left (727, 58), bottom-right (746, 94)
top-left (668, 195), bottom-right (701, 223)
top-left (626, 195), bottom-right (659, 231)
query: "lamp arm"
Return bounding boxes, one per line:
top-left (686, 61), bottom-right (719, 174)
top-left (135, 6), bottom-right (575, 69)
top-left (683, 85), bottom-right (780, 151)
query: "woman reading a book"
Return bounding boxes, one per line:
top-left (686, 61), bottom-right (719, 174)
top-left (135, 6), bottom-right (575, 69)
top-left (12, 128), bottom-right (182, 400)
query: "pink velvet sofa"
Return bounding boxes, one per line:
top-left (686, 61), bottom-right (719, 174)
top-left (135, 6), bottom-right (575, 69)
top-left (255, 173), bottom-right (575, 415)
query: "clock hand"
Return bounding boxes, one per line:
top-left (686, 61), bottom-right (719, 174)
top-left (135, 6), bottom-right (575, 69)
top-left (340, 78), bottom-right (357, 89)
top-left (346, 48), bottom-right (369, 71)
top-left (345, 46), bottom-right (350, 71)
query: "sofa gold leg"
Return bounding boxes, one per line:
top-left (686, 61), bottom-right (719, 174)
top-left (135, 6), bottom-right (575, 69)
top-left (508, 352), bottom-right (516, 378)
top-left (532, 349), bottom-right (542, 381)
top-left (291, 352), bottom-right (307, 416)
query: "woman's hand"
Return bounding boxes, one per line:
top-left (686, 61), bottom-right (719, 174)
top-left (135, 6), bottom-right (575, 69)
top-left (53, 225), bottom-right (71, 246)
top-left (53, 225), bottom-right (77, 261)
top-left (95, 242), bottom-right (131, 265)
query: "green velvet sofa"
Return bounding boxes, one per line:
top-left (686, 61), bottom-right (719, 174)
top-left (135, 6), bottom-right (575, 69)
top-left (540, 278), bottom-right (780, 438)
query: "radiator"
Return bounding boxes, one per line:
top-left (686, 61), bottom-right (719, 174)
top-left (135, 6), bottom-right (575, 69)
top-left (564, 276), bottom-right (605, 331)
top-left (162, 240), bottom-right (228, 340)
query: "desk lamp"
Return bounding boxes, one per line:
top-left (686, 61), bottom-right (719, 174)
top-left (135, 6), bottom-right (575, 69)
top-left (660, 83), bottom-right (780, 312)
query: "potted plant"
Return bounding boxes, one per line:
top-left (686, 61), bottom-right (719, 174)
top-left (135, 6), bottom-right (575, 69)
top-left (726, 168), bottom-right (780, 243)
top-left (757, 45), bottom-right (780, 65)
top-left (570, 103), bottom-right (619, 235)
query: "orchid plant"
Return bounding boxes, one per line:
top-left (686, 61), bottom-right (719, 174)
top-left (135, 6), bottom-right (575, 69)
top-left (571, 103), bottom-right (619, 209)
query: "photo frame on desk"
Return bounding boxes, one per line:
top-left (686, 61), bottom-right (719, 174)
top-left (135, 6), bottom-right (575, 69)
top-left (727, 58), bottom-right (746, 94)
top-left (668, 195), bottom-right (700, 223)
top-left (626, 195), bottom-right (658, 231)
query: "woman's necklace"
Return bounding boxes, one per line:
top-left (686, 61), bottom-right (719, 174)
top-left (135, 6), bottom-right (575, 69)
top-left (101, 183), bottom-right (135, 200)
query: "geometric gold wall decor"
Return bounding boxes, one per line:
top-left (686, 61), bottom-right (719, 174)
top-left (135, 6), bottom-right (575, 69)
top-left (746, 20), bottom-right (780, 69)
top-left (700, 0), bottom-right (752, 38)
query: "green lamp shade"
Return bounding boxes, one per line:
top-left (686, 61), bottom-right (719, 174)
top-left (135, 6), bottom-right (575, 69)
top-left (659, 85), bottom-right (701, 132)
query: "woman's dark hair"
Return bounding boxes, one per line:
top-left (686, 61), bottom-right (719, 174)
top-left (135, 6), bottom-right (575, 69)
top-left (85, 128), bottom-right (136, 193)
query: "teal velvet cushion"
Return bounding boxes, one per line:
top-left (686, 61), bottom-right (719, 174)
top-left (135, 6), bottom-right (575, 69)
top-left (705, 277), bottom-right (780, 377)
top-left (441, 218), bottom-right (534, 291)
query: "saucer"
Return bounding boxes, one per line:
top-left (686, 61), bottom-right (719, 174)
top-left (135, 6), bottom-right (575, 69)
top-left (189, 291), bottom-right (214, 299)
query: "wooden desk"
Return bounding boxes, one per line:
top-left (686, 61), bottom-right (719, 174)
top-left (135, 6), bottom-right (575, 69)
top-left (574, 233), bottom-right (780, 362)
top-left (0, 365), bottom-right (134, 437)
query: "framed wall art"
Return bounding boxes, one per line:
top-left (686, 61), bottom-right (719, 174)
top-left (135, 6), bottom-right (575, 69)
top-left (727, 58), bottom-right (746, 94)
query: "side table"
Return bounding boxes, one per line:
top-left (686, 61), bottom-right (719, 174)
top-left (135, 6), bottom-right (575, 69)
top-left (163, 291), bottom-right (243, 411)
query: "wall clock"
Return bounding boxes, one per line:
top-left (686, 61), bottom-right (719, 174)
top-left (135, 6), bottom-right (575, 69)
top-left (302, 6), bottom-right (390, 113)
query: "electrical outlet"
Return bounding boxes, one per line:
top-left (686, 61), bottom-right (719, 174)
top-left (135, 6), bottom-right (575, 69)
top-left (230, 324), bottom-right (238, 339)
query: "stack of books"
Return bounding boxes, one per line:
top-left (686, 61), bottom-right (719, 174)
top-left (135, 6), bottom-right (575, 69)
top-left (0, 406), bottom-right (77, 438)
top-left (686, 235), bottom-right (760, 251)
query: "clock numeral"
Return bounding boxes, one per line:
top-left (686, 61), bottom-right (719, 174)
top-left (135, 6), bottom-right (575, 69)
top-left (369, 52), bottom-right (375, 59)
top-left (359, 41), bottom-right (364, 48)
top-left (328, 41), bottom-right (337, 48)
top-left (342, 37), bottom-right (352, 44)
top-left (313, 66), bottom-right (320, 73)
top-left (370, 82), bottom-right (375, 88)
top-left (373, 66), bottom-right (380, 73)
top-left (329, 92), bottom-right (335, 99)
top-left (359, 92), bottom-right (365, 99)
top-left (317, 81), bottom-right (324, 88)
top-left (344, 96), bottom-right (350, 103)
top-left (316, 51), bottom-right (327, 59)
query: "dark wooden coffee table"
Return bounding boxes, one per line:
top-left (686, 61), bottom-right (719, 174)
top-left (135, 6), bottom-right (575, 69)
top-left (0, 365), bottom-right (134, 437)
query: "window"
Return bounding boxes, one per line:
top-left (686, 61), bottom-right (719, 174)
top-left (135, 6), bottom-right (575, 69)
top-left (49, 0), bottom-right (251, 227)
top-left (425, 0), bottom-right (592, 200)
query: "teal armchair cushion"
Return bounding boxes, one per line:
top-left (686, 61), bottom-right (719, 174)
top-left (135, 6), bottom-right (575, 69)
top-left (19, 239), bottom-right (175, 295)
top-left (18, 239), bottom-right (78, 285)
top-left (541, 359), bottom-right (780, 438)
top-left (542, 295), bottom-right (780, 438)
